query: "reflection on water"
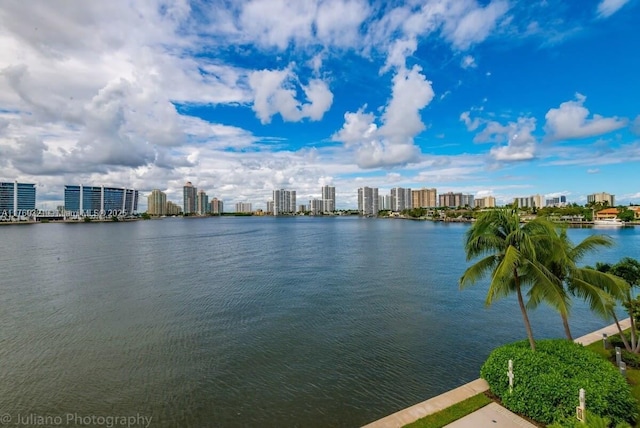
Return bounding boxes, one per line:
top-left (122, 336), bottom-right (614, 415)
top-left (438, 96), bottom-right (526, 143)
top-left (0, 218), bottom-right (638, 427)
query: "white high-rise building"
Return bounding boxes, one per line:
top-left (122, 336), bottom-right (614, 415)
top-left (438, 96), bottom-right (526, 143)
top-left (321, 185), bottom-right (336, 212)
top-left (358, 187), bottom-right (379, 216)
top-left (235, 202), bottom-right (252, 213)
top-left (390, 187), bottom-right (412, 211)
top-left (272, 189), bottom-right (296, 215)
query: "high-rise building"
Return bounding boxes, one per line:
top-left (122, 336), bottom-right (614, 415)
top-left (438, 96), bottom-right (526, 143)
top-left (412, 188), bottom-right (437, 208)
top-left (358, 187), bottom-right (379, 216)
top-left (545, 196), bottom-right (567, 207)
top-left (390, 187), bottom-right (412, 211)
top-left (166, 201), bottom-right (182, 215)
top-left (0, 181), bottom-right (36, 216)
top-left (235, 202), bottom-right (252, 213)
top-left (147, 189), bottom-right (167, 216)
top-left (587, 192), bottom-right (615, 207)
top-left (439, 192), bottom-right (462, 208)
top-left (64, 185), bottom-right (138, 215)
top-left (475, 196), bottom-right (496, 209)
top-left (197, 189), bottom-right (209, 215)
top-left (461, 194), bottom-right (475, 208)
top-left (210, 198), bottom-right (224, 214)
top-left (272, 189), bottom-right (296, 215)
top-left (309, 199), bottom-right (323, 215)
top-left (321, 185), bottom-right (336, 212)
top-left (183, 181), bottom-right (197, 214)
top-left (514, 194), bottom-right (544, 209)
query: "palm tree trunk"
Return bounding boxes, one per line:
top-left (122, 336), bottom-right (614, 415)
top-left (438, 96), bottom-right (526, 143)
top-left (628, 292), bottom-right (637, 350)
top-left (561, 313), bottom-right (573, 341)
top-left (516, 279), bottom-right (536, 351)
top-left (612, 312), bottom-right (631, 351)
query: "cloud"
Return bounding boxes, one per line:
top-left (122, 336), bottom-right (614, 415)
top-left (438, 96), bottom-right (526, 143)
top-left (544, 93), bottom-right (627, 141)
top-left (587, 168), bottom-right (600, 174)
top-left (441, 0), bottom-right (510, 50)
top-left (248, 67), bottom-right (333, 124)
top-left (461, 55), bottom-right (477, 69)
top-left (596, 0), bottom-right (630, 18)
top-left (332, 65), bottom-right (434, 168)
top-left (467, 114), bottom-right (538, 162)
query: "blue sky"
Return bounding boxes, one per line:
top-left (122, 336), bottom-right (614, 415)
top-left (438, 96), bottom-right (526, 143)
top-left (0, 0), bottom-right (639, 210)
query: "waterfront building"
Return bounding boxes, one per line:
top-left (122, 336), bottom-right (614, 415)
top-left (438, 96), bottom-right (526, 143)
top-left (439, 192), bottom-right (463, 208)
top-left (475, 196), bottom-right (496, 209)
top-left (321, 185), bottom-right (336, 212)
top-left (514, 194), bottom-right (544, 209)
top-left (147, 189), bottom-right (167, 216)
top-left (309, 199), bottom-right (323, 215)
top-left (64, 185), bottom-right (138, 215)
top-left (196, 189), bottom-right (209, 215)
top-left (235, 202), bottom-right (252, 213)
top-left (0, 181), bottom-right (36, 216)
top-left (378, 195), bottom-right (390, 211)
top-left (266, 200), bottom-right (274, 214)
top-left (183, 181), bottom-right (197, 214)
top-left (588, 192), bottom-right (615, 207)
top-left (357, 187), bottom-right (379, 216)
top-left (272, 189), bottom-right (296, 215)
top-left (166, 201), bottom-right (182, 215)
top-left (298, 204), bottom-right (307, 213)
top-left (412, 188), bottom-right (437, 208)
top-left (210, 198), bottom-right (224, 215)
top-left (545, 195), bottom-right (567, 207)
top-left (460, 194), bottom-right (475, 208)
top-left (390, 187), bottom-right (412, 211)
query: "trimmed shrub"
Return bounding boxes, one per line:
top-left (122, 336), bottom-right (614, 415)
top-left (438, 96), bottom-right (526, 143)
top-left (481, 339), bottom-right (637, 425)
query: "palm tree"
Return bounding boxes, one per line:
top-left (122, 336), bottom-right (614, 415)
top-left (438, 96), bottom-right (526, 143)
top-left (459, 209), bottom-right (563, 351)
top-left (531, 229), bottom-right (628, 340)
top-left (595, 258), bottom-right (640, 352)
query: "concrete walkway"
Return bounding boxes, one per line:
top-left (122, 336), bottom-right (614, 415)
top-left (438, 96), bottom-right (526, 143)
top-left (362, 319), bottom-right (631, 428)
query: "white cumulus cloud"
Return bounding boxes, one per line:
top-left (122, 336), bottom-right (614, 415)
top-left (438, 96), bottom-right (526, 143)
top-left (248, 67), bottom-right (333, 124)
top-left (544, 93), bottom-right (627, 141)
top-left (332, 65), bottom-right (434, 168)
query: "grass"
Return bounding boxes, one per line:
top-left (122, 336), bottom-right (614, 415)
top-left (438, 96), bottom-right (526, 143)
top-left (402, 392), bottom-right (492, 428)
top-left (585, 336), bottom-right (640, 427)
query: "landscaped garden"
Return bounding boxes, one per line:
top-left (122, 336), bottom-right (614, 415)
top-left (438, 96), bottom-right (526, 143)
top-left (405, 209), bottom-right (640, 427)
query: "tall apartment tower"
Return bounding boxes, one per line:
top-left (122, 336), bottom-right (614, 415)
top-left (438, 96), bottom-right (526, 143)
top-left (183, 181), bottom-right (197, 214)
top-left (358, 187), bottom-right (379, 216)
top-left (321, 185), bottom-right (336, 212)
top-left (390, 187), bottom-right (412, 211)
top-left (210, 198), bottom-right (224, 214)
top-left (0, 181), bottom-right (36, 216)
top-left (412, 188), bottom-right (437, 208)
top-left (273, 189), bottom-right (296, 215)
top-left (475, 196), bottom-right (496, 209)
top-left (439, 192), bottom-right (459, 208)
top-left (197, 189), bottom-right (209, 215)
top-left (587, 192), bottom-right (615, 207)
top-left (147, 189), bottom-right (167, 215)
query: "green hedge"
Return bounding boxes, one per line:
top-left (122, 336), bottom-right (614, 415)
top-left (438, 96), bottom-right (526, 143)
top-left (480, 339), bottom-right (637, 425)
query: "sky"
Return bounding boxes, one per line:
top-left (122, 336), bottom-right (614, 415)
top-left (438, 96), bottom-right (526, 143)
top-left (1, 0), bottom-right (639, 211)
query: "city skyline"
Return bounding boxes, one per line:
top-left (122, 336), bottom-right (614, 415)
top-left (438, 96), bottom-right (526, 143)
top-left (1, 1), bottom-right (639, 211)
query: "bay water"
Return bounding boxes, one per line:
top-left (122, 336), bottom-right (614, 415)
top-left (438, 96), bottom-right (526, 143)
top-left (1, 217), bottom-right (638, 427)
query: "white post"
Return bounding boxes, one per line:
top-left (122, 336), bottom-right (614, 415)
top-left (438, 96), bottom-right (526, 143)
top-left (576, 388), bottom-right (585, 423)
top-left (507, 359), bottom-right (514, 393)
